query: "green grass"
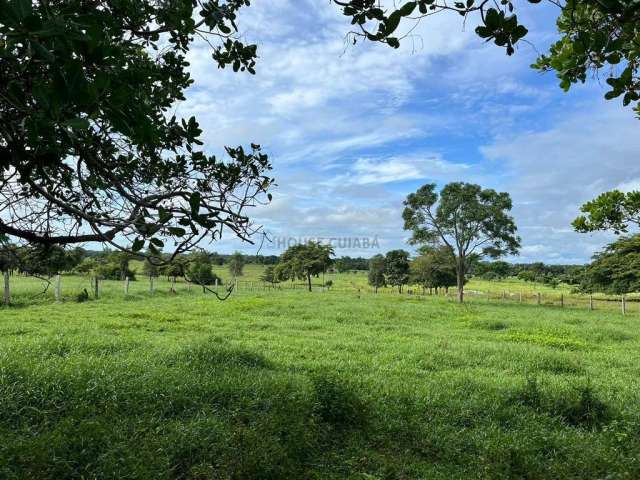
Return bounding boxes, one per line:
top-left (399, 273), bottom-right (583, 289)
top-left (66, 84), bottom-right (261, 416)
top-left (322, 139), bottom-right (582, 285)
top-left (2, 287), bottom-right (640, 479)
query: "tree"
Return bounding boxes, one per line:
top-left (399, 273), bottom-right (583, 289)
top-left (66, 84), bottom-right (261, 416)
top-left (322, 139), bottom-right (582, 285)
top-left (579, 235), bottom-right (640, 295)
top-left (277, 242), bottom-right (334, 292)
top-left (573, 190), bottom-right (640, 234)
top-left (410, 245), bottom-right (458, 294)
top-left (187, 251), bottom-right (222, 287)
top-left (260, 265), bottom-right (279, 285)
top-left (0, 0), bottom-right (272, 258)
top-left (385, 250), bottom-right (410, 293)
top-left (403, 182), bottom-right (520, 303)
top-left (368, 254), bottom-right (386, 292)
top-left (17, 244), bottom-right (84, 277)
top-left (335, 0), bottom-right (640, 117)
top-left (228, 251), bottom-right (245, 278)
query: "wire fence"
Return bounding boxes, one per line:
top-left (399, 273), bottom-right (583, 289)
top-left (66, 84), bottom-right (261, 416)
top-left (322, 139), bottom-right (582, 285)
top-left (0, 272), bottom-right (637, 316)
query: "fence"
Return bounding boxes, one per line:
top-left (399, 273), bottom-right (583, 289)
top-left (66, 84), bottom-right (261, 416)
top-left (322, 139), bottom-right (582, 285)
top-left (0, 272), bottom-right (637, 316)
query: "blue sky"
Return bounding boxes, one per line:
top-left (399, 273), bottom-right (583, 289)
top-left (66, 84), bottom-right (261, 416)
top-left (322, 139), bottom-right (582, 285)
top-left (178, 1), bottom-right (640, 263)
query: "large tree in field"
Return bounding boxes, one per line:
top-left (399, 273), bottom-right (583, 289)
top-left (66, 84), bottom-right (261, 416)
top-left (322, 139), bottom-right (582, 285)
top-left (0, 0), bottom-right (271, 260)
top-left (335, 0), bottom-right (640, 118)
top-left (403, 182), bottom-right (520, 303)
top-left (277, 242), bottom-right (334, 292)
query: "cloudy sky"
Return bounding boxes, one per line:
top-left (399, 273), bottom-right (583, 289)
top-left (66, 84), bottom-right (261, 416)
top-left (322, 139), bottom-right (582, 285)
top-left (178, 1), bottom-right (640, 263)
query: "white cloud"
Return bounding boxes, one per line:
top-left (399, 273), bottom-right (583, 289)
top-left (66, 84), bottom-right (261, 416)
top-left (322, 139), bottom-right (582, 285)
top-left (164, 1), bottom-right (639, 264)
top-left (335, 154), bottom-right (470, 185)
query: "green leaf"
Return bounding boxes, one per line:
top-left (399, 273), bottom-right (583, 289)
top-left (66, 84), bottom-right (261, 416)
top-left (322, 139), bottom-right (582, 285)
top-left (132, 238), bottom-right (145, 252)
top-left (189, 192), bottom-right (201, 215)
top-left (150, 238), bottom-right (164, 248)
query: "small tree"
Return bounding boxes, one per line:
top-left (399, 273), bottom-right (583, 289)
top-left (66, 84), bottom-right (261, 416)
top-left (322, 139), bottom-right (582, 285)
top-left (278, 242), bottom-right (334, 292)
top-left (385, 250), bottom-right (410, 293)
top-left (410, 245), bottom-right (457, 294)
top-left (228, 251), bottom-right (245, 278)
top-left (188, 251), bottom-right (222, 286)
top-left (368, 254), bottom-right (386, 293)
top-left (403, 182), bottom-right (520, 303)
top-left (260, 265), bottom-right (279, 285)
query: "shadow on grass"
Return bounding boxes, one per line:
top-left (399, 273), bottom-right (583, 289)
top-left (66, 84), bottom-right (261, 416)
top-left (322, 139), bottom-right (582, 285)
top-left (511, 377), bottom-right (614, 429)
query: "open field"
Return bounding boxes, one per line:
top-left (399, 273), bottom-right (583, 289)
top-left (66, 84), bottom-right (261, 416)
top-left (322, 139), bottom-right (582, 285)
top-left (2, 288), bottom-right (640, 479)
top-left (4, 265), bottom-right (637, 315)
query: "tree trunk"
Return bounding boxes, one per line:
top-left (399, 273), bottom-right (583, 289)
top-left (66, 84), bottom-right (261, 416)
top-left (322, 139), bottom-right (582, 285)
top-left (456, 255), bottom-right (465, 303)
top-left (307, 273), bottom-right (312, 292)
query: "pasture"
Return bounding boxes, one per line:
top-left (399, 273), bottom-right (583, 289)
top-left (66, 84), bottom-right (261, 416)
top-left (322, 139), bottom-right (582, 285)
top-left (2, 283), bottom-right (640, 479)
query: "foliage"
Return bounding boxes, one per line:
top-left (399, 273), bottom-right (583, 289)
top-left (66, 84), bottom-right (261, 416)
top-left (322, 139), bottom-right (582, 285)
top-left (367, 254), bottom-right (386, 291)
top-left (0, 244), bottom-right (84, 276)
top-left (403, 182), bottom-right (520, 302)
top-left (335, 0), bottom-right (640, 117)
top-left (228, 251), bottom-right (245, 277)
top-left (574, 190), bottom-right (640, 234)
top-left (410, 245), bottom-right (458, 291)
top-left (0, 0), bottom-right (272, 256)
top-left (94, 261), bottom-right (136, 281)
top-left (473, 260), bottom-right (513, 280)
top-left (276, 241), bottom-right (334, 291)
top-left (334, 256), bottom-right (369, 272)
top-left (187, 251), bottom-right (222, 286)
top-left (384, 249), bottom-right (410, 292)
top-left (260, 265), bottom-right (279, 285)
top-left (579, 235), bottom-right (640, 294)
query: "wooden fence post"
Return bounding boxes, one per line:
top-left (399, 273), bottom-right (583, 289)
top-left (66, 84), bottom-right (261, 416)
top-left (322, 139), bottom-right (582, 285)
top-left (171, 276), bottom-right (176, 293)
top-left (3, 271), bottom-right (9, 306)
top-left (537, 292), bottom-right (541, 306)
top-left (94, 276), bottom-right (99, 299)
top-left (235, 278), bottom-right (238, 292)
top-left (124, 276), bottom-right (130, 295)
top-left (519, 292), bottom-right (523, 304)
top-left (149, 275), bottom-right (154, 293)
top-left (214, 278), bottom-right (218, 292)
top-left (622, 295), bottom-right (626, 315)
top-left (560, 294), bottom-right (564, 308)
top-left (589, 295), bottom-right (593, 311)
top-left (55, 274), bottom-right (62, 303)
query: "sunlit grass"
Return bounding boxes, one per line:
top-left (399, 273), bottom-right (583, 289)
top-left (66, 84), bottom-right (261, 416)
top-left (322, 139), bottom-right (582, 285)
top-left (2, 287), bottom-right (640, 478)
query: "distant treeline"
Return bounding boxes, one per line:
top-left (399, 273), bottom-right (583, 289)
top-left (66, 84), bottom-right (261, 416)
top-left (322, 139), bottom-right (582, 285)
top-left (469, 260), bottom-right (584, 287)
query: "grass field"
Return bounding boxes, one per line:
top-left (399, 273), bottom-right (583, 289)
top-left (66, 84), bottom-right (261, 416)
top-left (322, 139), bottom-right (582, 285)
top-left (2, 286), bottom-right (640, 479)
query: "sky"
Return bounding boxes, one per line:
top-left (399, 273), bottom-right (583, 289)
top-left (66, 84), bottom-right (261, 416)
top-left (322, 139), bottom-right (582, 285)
top-left (176, 1), bottom-right (640, 264)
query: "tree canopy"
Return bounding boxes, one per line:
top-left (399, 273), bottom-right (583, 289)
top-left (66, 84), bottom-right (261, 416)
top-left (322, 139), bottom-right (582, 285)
top-left (335, 0), bottom-right (640, 117)
top-left (0, 0), bottom-right (272, 259)
top-left (384, 249), bottom-right (410, 293)
top-left (403, 182), bottom-right (520, 302)
top-left (276, 242), bottom-right (334, 292)
top-left (367, 254), bottom-right (387, 292)
top-left (228, 251), bottom-right (245, 278)
top-left (410, 245), bottom-right (458, 292)
top-left (573, 190), bottom-right (640, 234)
top-left (579, 234), bottom-right (640, 295)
